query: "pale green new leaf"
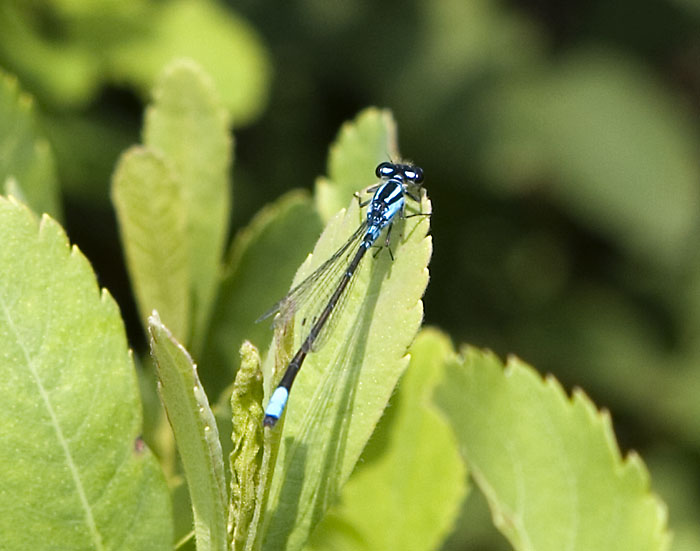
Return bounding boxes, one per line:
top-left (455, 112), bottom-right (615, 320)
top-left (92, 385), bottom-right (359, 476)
top-left (0, 69), bottom-right (61, 219)
top-left (306, 329), bottom-right (467, 551)
top-left (435, 347), bottom-right (671, 551)
top-left (112, 146), bottom-right (190, 342)
top-left (261, 116), bottom-right (432, 550)
top-left (315, 107), bottom-right (399, 222)
top-left (144, 59), bottom-right (232, 349)
top-left (148, 312), bottom-right (227, 551)
top-left (229, 342), bottom-right (265, 550)
top-left (0, 196), bottom-right (171, 550)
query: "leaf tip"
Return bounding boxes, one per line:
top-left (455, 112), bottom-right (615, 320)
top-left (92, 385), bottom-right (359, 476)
top-left (148, 309), bottom-right (163, 327)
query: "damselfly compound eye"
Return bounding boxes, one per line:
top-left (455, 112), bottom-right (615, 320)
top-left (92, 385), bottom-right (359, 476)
top-left (406, 166), bottom-right (424, 184)
top-left (375, 162), bottom-right (397, 179)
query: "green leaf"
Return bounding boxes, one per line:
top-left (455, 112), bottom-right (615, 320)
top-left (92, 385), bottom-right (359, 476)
top-left (0, 4), bottom-right (100, 108)
top-left (39, 0), bottom-right (150, 19)
top-left (0, 69), bottom-right (61, 219)
top-left (0, 2), bottom-right (270, 121)
top-left (480, 50), bottom-right (700, 265)
top-left (315, 108), bottom-right (399, 222)
top-left (513, 286), bottom-right (700, 448)
top-left (306, 329), bottom-right (467, 551)
top-left (148, 312), bottom-right (227, 551)
top-left (112, 146), bottom-right (191, 342)
top-left (107, 0), bottom-right (271, 125)
top-left (0, 196), bottom-right (171, 550)
top-left (200, 191), bottom-right (322, 396)
top-left (434, 347), bottom-right (671, 551)
top-left (260, 117), bottom-right (433, 550)
top-left (143, 59), bottom-right (232, 349)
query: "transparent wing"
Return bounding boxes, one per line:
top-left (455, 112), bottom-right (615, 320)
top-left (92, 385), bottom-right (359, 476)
top-left (307, 246), bottom-right (364, 352)
top-left (256, 220), bottom-right (369, 329)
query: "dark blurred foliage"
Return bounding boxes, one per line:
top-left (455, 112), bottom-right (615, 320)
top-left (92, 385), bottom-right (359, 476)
top-left (2, 0), bottom-right (700, 548)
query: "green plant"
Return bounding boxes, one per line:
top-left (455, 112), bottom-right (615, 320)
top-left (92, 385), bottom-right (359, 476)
top-left (0, 59), bottom-right (670, 551)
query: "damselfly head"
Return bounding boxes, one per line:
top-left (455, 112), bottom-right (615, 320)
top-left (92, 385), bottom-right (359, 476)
top-left (375, 161), bottom-right (424, 185)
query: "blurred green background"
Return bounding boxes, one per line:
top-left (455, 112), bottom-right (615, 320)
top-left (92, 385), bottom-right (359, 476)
top-left (2, 0), bottom-right (700, 549)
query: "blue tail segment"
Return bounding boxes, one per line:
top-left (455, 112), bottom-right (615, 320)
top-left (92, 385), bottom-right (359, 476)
top-left (261, 162), bottom-right (425, 428)
top-left (263, 387), bottom-right (289, 427)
